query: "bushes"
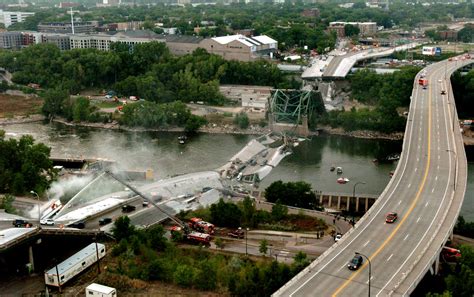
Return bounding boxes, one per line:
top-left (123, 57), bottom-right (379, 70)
top-left (234, 112), bottom-right (250, 129)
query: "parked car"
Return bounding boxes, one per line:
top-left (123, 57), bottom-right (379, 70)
top-left (12, 219), bottom-right (30, 227)
top-left (202, 187), bottom-right (212, 193)
top-left (142, 200), bottom-right (149, 207)
top-left (228, 229), bottom-right (245, 239)
top-left (348, 255), bottom-right (363, 270)
top-left (69, 221), bottom-right (85, 229)
top-left (122, 205), bottom-right (136, 213)
top-left (40, 219), bottom-right (55, 226)
top-left (99, 217), bottom-right (112, 226)
top-left (441, 90), bottom-right (446, 95)
top-left (334, 233), bottom-right (342, 242)
top-left (386, 212), bottom-right (398, 223)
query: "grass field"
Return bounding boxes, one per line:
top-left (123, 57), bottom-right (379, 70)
top-left (0, 94), bottom-right (43, 118)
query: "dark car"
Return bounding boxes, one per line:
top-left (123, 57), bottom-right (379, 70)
top-left (69, 221), bottom-right (85, 229)
top-left (12, 219), bottom-right (30, 227)
top-left (99, 217), bottom-right (112, 226)
top-left (386, 212), bottom-right (398, 223)
top-left (228, 229), bottom-right (245, 239)
top-left (202, 187), bottom-right (212, 193)
top-left (441, 90), bottom-right (446, 95)
top-left (122, 205), bottom-right (136, 213)
top-left (348, 255), bottom-right (363, 270)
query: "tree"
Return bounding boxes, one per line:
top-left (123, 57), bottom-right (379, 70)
top-left (42, 88), bottom-right (69, 120)
top-left (145, 224), bottom-right (167, 251)
top-left (210, 199), bottom-right (242, 227)
top-left (173, 264), bottom-right (195, 288)
top-left (0, 130), bottom-right (54, 195)
top-left (265, 180), bottom-right (318, 209)
top-left (259, 239), bottom-right (268, 256)
top-left (112, 216), bottom-right (136, 241)
top-left (194, 261), bottom-right (217, 290)
top-left (215, 237), bottom-right (225, 250)
top-left (234, 112), bottom-right (250, 129)
top-left (344, 24), bottom-right (360, 37)
top-left (0, 194), bottom-right (17, 214)
top-left (271, 200), bottom-right (288, 221)
top-left (73, 97), bottom-right (91, 122)
top-left (241, 196), bottom-right (256, 227)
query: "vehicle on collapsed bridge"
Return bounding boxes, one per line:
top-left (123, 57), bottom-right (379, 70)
top-left (104, 171), bottom-right (212, 246)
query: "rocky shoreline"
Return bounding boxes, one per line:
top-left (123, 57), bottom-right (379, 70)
top-left (0, 114), bottom-right (404, 140)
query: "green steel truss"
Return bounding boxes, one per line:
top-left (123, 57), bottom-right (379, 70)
top-left (269, 89), bottom-right (316, 125)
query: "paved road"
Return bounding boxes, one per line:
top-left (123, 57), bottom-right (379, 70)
top-left (274, 58), bottom-right (471, 296)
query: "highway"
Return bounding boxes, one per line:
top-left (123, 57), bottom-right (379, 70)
top-left (274, 57), bottom-right (471, 296)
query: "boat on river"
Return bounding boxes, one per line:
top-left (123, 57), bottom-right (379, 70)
top-left (336, 167), bottom-right (343, 174)
top-left (178, 136), bottom-right (187, 144)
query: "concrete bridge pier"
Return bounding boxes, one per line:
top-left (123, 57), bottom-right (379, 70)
top-left (28, 245), bottom-right (35, 272)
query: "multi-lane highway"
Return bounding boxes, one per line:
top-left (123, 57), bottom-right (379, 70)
top-left (274, 57), bottom-right (471, 296)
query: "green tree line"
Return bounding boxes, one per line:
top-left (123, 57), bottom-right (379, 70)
top-left (106, 216), bottom-right (310, 295)
top-left (0, 43), bottom-right (291, 105)
top-left (0, 130), bottom-right (55, 195)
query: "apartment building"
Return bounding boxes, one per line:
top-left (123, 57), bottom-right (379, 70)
top-left (0, 31), bottom-right (22, 49)
top-left (38, 22), bottom-right (96, 34)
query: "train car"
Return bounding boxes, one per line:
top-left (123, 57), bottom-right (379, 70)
top-left (45, 243), bottom-right (106, 287)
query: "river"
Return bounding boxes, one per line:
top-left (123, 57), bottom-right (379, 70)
top-left (1, 122), bottom-right (472, 221)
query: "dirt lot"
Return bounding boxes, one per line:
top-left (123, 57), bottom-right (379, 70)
top-left (0, 93), bottom-right (43, 118)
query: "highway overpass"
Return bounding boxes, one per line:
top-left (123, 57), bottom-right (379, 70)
top-left (302, 43), bottom-right (420, 80)
top-left (274, 57), bottom-right (472, 296)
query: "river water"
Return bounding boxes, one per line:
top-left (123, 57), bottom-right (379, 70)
top-left (1, 122), bottom-right (473, 221)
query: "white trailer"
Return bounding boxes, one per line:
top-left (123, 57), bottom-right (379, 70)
top-left (44, 243), bottom-right (106, 287)
top-left (86, 283), bottom-right (117, 297)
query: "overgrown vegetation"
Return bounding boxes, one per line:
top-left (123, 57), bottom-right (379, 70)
top-left (319, 67), bottom-right (421, 133)
top-left (426, 244), bottom-right (474, 297)
top-left (178, 197), bottom-right (327, 232)
top-left (0, 43), bottom-right (292, 104)
top-left (454, 216), bottom-right (474, 239)
top-left (451, 69), bottom-right (474, 119)
top-left (265, 181), bottom-right (322, 210)
top-left (107, 216), bottom-right (310, 295)
top-left (0, 130), bottom-right (54, 195)
top-left (0, 194), bottom-right (17, 214)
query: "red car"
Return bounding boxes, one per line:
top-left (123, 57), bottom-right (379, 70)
top-left (386, 212), bottom-right (398, 223)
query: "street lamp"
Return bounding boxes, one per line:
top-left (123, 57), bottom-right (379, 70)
top-left (446, 149), bottom-right (457, 190)
top-left (245, 228), bottom-right (249, 256)
top-left (30, 191), bottom-right (41, 227)
top-left (351, 182), bottom-right (366, 224)
top-left (355, 252), bottom-right (371, 297)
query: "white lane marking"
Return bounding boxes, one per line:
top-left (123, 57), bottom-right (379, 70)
top-left (416, 217), bottom-right (421, 223)
top-left (366, 276), bottom-right (374, 284)
top-left (415, 167), bottom-right (418, 172)
top-left (363, 240), bottom-right (370, 247)
top-left (289, 72), bottom-right (422, 297)
top-left (437, 165), bottom-right (439, 170)
top-left (438, 155), bottom-right (441, 160)
top-left (398, 200), bottom-right (402, 205)
top-left (417, 157), bottom-right (419, 162)
top-left (418, 145), bottom-right (421, 149)
top-left (435, 176), bottom-right (438, 181)
top-left (404, 234), bottom-right (410, 241)
top-left (431, 188), bottom-right (435, 193)
top-left (386, 254), bottom-right (393, 262)
top-left (337, 264), bottom-right (346, 272)
top-left (408, 183), bottom-right (411, 188)
top-left (419, 137), bottom-right (421, 141)
top-left (383, 68), bottom-right (455, 297)
top-left (425, 202), bottom-right (429, 207)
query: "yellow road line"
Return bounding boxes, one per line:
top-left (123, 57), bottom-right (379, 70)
top-left (332, 77), bottom-right (433, 296)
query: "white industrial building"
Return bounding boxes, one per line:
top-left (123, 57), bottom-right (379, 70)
top-left (0, 10), bottom-right (35, 28)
